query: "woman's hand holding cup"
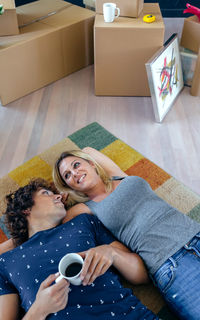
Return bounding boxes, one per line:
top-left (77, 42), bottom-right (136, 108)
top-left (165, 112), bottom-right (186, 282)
top-left (78, 244), bottom-right (114, 286)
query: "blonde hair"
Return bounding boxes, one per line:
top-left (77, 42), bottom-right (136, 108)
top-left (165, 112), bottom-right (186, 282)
top-left (53, 150), bottom-right (112, 207)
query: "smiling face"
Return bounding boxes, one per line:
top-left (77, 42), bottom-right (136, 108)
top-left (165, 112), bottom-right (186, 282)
top-left (58, 156), bottom-right (101, 194)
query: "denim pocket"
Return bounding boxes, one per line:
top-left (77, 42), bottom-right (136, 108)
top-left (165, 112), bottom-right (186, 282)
top-left (154, 262), bottom-right (176, 294)
top-left (184, 233), bottom-right (200, 258)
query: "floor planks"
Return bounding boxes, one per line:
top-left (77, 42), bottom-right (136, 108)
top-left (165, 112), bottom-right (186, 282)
top-left (0, 18), bottom-right (200, 196)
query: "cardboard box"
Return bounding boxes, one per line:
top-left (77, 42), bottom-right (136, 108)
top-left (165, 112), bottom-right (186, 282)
top-left (95, 0), bottom-right (144, 18)
top-left (180, 15), bottom-right (200, 54)
top-left (190, 48), bottom-right (200, 96)
top-left (0, 0), bottom-right (19, 36)
top-left (0, 0), bottom-right (95, 106)
top-left (94, 3), bottom-right (164, 96)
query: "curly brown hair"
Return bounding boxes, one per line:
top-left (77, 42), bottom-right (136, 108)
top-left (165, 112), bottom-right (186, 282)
top-left (4, 179), bottom-right (57, 247)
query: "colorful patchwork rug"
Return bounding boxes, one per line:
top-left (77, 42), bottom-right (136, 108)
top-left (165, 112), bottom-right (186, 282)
top-left (1, 122), bottom-right (200, 319)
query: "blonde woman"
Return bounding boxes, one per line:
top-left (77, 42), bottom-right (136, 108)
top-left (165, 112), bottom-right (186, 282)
top-left (53, 147), bottom-right (200, 320)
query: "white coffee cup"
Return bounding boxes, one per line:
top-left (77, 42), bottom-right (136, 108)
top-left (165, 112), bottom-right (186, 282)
top-left (56, 253), bottom-right (83, 286)
top-left (103, 3), bottom-right (120, 23)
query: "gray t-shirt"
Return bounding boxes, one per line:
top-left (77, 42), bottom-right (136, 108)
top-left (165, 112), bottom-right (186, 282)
top-left (85, 176), bottom-right (200, 275)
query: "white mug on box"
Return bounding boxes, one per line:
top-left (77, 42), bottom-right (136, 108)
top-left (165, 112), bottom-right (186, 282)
top-left (103, 3), bottom-right (120, 22)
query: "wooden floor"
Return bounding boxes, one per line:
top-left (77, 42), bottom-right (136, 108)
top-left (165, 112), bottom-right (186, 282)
top-left (0, 18), bottom-right (200, 196)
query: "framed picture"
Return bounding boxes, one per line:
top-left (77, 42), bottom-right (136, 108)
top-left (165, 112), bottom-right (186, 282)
top-left (145, 33), bottom-right (184, 123)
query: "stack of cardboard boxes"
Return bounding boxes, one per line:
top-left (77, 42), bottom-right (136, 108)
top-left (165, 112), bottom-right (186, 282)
top-left (0, 0), bottom-right (166, 104)
top-left (94, 0), bottom-right (165, 96)
top-left (2, 0), bottom-right (200, 105)
top-left (0, 0), bottom-right (95, 105)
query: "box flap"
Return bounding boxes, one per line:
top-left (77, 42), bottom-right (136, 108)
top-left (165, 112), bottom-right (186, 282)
top-left (42, 5), bottom-right (95, 28)
top-left (187, 15), bottom-right (200, 23)
top-left (17, 0), bottom-right (72, 27)
top-left (180, 15), bottom-right (200, 53)
top-left (1, 0), bottom-right (16, 10)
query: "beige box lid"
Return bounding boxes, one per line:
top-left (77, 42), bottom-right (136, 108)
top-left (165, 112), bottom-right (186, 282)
top-left (17, 0), bottom-right (72, 26)
top-left (95, 3), bottom-right (164, 29)
top-left (42, 5), bottom-right (95, 28)
top-left (1, 0), bottom-right (16, 10)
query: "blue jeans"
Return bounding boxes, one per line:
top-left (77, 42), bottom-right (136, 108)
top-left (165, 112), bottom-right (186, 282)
top-left (152, 232), bottom-right (200, 320)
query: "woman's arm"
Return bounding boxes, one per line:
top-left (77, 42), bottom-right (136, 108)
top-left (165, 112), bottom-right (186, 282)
top-left (0, 239), bottom-right (14, 255)
top-left (79, 241), bottom-right (149, 286)
top-left (0, 294), bottom-right (20, 320)
top-left (110, 241), bottom-right (149, 284)
top-left (62, 203), bottom-right (92, 223)
top-left (82, 147), bottom-right (127, 178)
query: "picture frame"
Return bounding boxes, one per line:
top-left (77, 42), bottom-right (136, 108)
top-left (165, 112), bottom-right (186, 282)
top-left (145, 33), bottom-right (184, 123)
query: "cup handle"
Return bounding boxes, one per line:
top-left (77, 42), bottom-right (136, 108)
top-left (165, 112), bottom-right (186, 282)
top-left (115, 7), bottom-right (120, 18)
top-left (55, 274), bottom-right (64, 283)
